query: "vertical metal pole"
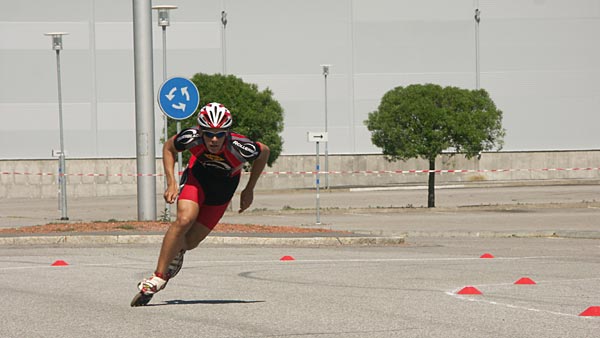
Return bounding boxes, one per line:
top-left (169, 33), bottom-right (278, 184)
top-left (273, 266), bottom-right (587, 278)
top-left (55, 49), bottom-right (68, 220)
top-left (315, 141), bottom-right (321, 225)
top-left (474, 8), bottom-right (481, 89)
top-left (324, 72), bottom-right (329, 189)
top-left (154, 5), bottom-right (179, 220)
top-left (160, 25), bottom-right (171, 220)
top-left (221, 9), bottom-right (234, 213)
top-left (322, 65), bottom-right (330, 189)
top-left (133, 0), bottom-right (157, 221)
top-left (171, 19), bottom-right (183, 180)
top-left (160, 26), bottom-right (167, 145)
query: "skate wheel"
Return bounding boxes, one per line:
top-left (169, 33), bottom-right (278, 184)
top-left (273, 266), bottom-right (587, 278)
top-left (130, 292), bottom-right (154, 307)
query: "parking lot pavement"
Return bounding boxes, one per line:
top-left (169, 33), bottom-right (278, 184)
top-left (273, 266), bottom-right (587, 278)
top-left (1, 184), bottom-right (599, 242)
top-left (1, 185), bottom-right (598, 336)
top-left (1, 237), bottom-right (598, 338)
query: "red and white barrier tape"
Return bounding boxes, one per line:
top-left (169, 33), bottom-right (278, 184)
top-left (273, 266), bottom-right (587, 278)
top-left (1, 167), bottom-right (599, 177)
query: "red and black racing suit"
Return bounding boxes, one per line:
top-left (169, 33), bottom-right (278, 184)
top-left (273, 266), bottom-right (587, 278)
top-left (172, 127), bottom-right (262, 229)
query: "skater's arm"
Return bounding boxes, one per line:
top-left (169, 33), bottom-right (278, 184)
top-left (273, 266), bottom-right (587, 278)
top-left (239, 142), bottom-right (269, 213)
top-left (163, 137), bottom-right (179, 204)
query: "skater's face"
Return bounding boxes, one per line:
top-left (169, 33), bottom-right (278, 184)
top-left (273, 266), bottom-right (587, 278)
top-left (203, 129), bottom-right (227, 153)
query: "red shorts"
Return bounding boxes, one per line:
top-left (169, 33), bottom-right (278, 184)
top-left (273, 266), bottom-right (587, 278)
top-left (178, 172), bottom-right (230, 230)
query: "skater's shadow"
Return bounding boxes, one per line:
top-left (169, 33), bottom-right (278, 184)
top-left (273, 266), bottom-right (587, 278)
top-left (149, 299), bottom-right (265, 306)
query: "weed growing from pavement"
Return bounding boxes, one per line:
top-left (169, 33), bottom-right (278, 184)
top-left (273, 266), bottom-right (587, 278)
top-left (158, 208), bottom-right (171, 222)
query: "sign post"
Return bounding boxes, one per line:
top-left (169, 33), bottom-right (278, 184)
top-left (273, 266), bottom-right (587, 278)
top-left (45, 32), bottom-right (69, 221)
top-left (157, 76), bottom-right (200, 218)
top-left (307, 132), bottom-right (328, 224)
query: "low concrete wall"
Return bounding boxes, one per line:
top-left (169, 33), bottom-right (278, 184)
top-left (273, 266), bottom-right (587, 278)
top-left (1, 150), bottom-right (599, 199)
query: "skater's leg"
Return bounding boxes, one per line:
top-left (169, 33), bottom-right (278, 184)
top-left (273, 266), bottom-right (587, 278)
top-left (184, 221), bottom-right (212, 250)
top-left (155, 199), bottom-right (199, 276)
top-left (184, 201), bottom-right (230, 250)
top-left (162, 222), bottom-right (210, 280)
top-left (167, 200), bottom-right (231, 278)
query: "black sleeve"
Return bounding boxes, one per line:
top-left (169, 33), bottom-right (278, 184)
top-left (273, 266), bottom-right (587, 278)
top-left (174, 128), bottom-right (203, 151)
top-left (230, 137), bottom-right (261, 162)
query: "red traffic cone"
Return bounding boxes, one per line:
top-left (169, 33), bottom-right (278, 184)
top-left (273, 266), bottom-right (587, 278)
top-left (280, 256), bottom-right (295, 261)
top-left (457, 286), bottom-right (482, 295)
top-left (51, 260), bottom-right (69, 266)
top-left (579, 306), bottom-right (600, 317)
top-left (514, 277), bottom-right (536, 285)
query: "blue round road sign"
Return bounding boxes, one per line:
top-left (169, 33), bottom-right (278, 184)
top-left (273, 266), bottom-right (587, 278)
top-left (158, 77), bottom-right (200, 120)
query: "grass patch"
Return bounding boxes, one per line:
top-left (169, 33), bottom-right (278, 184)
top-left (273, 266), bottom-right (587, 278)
top-left (116, 224), bottom-right (137, 230)
top-left (467, 175), bottom-right (486, 182)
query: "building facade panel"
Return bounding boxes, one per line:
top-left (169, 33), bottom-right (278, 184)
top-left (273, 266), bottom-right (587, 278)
top-left (0, 0), bottom-right (599, 160)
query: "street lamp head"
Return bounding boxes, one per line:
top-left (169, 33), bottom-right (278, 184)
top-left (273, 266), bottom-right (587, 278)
top-left (44, 32), bottom-right (68, 50)
top-left (474, 8), bottom-right (481, 23)
top-left (321, 64), bottom-right (331, 76)
top-left (152, 5), bottom-right (178, 27)
top-left (221, 11), bottom-right (228, 26)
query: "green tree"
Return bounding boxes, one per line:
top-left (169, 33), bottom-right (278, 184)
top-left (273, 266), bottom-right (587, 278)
top-left (365, 84), bottom-right (505, 207)
top-left (167, 73), bottom-right (284, 166)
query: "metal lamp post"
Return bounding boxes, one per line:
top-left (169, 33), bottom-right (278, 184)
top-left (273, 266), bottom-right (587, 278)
top-left (153, 5), bottom-right (178, 220)
top-left (45, 32), bottom-right (69, 221)
top-left (221, 10), bottom-right (228, 74)
top-left (321, 64), bottom-right (331, 189)
top-left (474, 8), bottom-right (481, 89)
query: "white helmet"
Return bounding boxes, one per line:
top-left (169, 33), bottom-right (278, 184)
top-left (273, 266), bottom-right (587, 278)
top-left (197, 102), bottom-right (233, 129)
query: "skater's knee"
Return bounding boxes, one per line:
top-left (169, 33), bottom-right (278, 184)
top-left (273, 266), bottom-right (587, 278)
top-left (169, 216), bottom-right (195, 235)
top-left (173, 200), bottom-right (199, 232)
top-left (177, 211), bottom-right (198, 226)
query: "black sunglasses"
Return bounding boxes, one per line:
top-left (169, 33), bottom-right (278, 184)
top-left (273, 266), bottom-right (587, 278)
top-left (203, 130), bottom-right (227, 139)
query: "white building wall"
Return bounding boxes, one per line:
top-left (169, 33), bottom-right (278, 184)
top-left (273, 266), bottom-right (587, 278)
top-left (1, 0), bottom-right (599, 160)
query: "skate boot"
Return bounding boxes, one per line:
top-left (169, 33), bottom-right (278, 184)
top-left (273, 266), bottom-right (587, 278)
top-left (168, 249), bottom-right (186, 279)
top-left (130, 272), bottom-right (168, 307)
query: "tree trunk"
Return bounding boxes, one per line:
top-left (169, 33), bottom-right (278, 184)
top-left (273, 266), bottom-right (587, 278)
top-left (428, 158), bottom-right (435, 208)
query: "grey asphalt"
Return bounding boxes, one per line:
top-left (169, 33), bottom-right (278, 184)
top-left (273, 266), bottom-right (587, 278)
top-left (1, 183), bottom-right (599, 337)
top-left (1, 237), bottom-right (599, 337)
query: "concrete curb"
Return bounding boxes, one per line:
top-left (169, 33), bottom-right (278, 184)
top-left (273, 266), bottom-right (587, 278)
top-left (1, 229), bottom-right (599, 247)
top-left (0, 235), bottom-right (406, 247)
top-left (396, 230), bottom-right (600, 239)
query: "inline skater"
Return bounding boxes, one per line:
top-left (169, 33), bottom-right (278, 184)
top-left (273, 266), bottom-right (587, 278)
top-left (132, 102), bottom-right (270, 306)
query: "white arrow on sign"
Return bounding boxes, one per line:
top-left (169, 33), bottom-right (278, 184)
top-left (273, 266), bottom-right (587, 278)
top-left (166, 87), bottom-right (177, 101)
top-left (172, 102), bottom-right (186, 111)
top-left (181, 87), bottom-right (190, 101)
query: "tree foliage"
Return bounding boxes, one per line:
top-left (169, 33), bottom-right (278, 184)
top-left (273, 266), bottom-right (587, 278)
top-left (167, 73), bottom-right (284, 166)
top-left (365, 83), bottom-right (505, 207)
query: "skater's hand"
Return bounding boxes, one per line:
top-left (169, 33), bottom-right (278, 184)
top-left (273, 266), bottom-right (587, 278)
top-left (164, 184), bottom-right (178, 204)
top-left (239, 188), bottom-right (254, 213)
